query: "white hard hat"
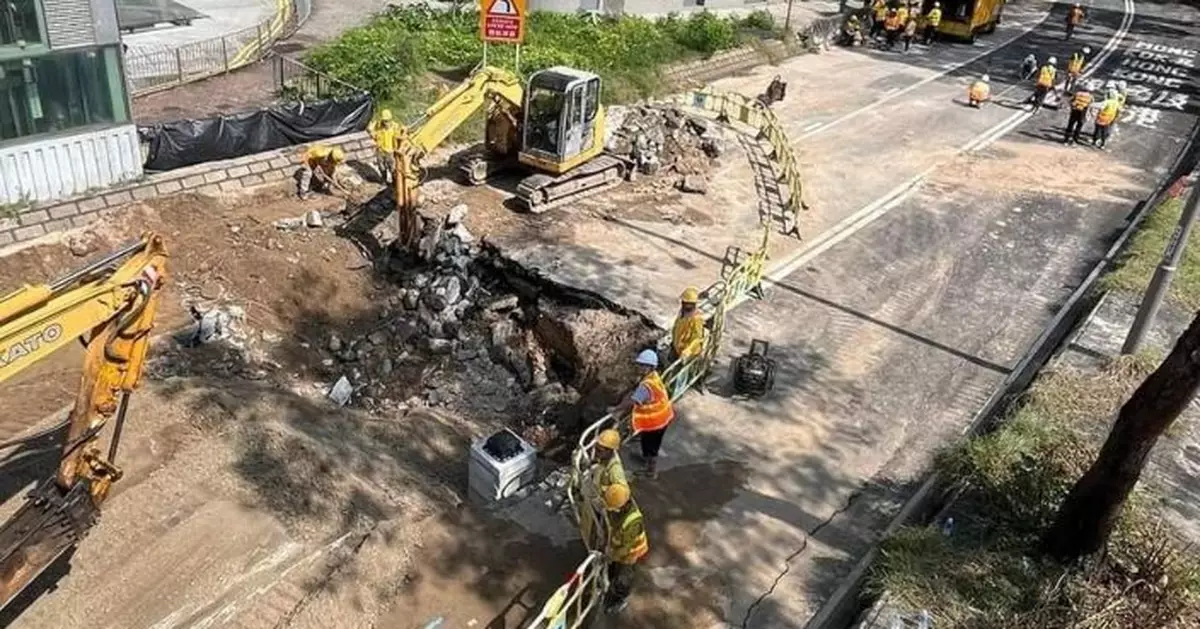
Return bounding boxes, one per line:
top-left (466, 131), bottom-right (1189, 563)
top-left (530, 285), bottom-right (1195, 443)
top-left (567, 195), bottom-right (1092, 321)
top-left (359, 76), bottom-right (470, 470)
top-left (1105, 80), bottom-right (1116, 89)
top-left (1048, 56), bottom-right (1057, 64)
top-left (1118, 80), bottom-right (1128, 89)
top-left (1083, 46), bottom-right (1092, 54)
top-left (981, 74), bottom-right (990, 82)
top-left (635, 349), bottom-right (659, 367)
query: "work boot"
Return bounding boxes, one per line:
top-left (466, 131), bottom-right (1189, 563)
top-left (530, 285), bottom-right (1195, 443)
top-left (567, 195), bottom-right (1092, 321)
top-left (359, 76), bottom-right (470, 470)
top-left (639, 456), bottom-right (659, 480)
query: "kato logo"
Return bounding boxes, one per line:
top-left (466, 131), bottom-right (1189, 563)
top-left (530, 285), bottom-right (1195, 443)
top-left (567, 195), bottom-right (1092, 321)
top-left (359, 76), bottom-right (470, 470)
top-left (0, 323), bottom-right (64, 368)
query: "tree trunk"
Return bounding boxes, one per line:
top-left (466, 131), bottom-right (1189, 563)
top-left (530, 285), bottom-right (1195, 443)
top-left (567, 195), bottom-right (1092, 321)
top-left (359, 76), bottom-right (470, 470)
top-left (1043, 310), bottom-right (1200, 560)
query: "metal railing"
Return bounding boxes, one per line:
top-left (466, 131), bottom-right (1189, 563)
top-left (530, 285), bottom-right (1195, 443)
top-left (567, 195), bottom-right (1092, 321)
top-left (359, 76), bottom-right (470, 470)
top-left (525, 87), bottom-right (807, 629)
top-left (125, 0), bottom-right (305, 96)
top-left (273, 55), bottom-right (364, 101)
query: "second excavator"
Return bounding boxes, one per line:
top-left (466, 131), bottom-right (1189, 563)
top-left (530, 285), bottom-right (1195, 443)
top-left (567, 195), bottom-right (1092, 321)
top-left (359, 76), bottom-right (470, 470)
top-left (392, 64), bottom-right (629, 220)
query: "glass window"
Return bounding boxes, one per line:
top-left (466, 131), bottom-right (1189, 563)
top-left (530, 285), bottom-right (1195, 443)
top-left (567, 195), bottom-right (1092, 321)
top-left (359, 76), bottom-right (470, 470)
top-left (584, 78), bottom-right (599, 122)
top-left (524, 86), bottom-right (564, 155)
top-left (1, 0), bottom-right (43, 46)
top-left (0, 46), bottom-right (129, 142)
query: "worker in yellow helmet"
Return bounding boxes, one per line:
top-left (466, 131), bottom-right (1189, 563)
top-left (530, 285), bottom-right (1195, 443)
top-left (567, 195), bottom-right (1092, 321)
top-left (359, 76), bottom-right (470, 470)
top-left (602, 484), bottom-right (649, 615)
top-left (967, 75), bottom-right (991, 108)
top-left (922, 1), bottom-right (942, 45)
top-left (297, 145), bottom-right (347, 200)
top-left (593, 428), bottom-right (628, 499)
top-left (368, 109), bottom-right (400, 186)
top-left (670, 287), bottom-right (707, 364)
top-left (870, 0), bottom-right (888, 39)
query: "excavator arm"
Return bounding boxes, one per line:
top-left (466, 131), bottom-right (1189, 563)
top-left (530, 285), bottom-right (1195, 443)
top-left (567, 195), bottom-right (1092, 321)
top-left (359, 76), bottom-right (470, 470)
top-left (393, 66), bottom-right (526, 246)
top-left (0, 233), bottom-right (167, 612)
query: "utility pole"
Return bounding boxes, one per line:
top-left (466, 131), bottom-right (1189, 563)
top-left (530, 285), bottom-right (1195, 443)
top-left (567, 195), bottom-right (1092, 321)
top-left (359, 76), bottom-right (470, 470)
top-left (1122, 180), bottom-right (1200, 355)
top-left (784, 0), bottom-right (795, 32)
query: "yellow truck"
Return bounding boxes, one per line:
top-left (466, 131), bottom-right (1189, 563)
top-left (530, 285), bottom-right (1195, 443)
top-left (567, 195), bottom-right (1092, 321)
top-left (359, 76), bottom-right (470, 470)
top-left (934, 0), bottom-right (1005, 42)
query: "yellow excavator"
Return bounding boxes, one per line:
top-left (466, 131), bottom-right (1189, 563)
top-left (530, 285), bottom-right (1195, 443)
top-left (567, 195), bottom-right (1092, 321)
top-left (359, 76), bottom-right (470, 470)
top-left (0, 233), bottom-right (167, 613)
top-left (392, 64), bottom-right (627, 223)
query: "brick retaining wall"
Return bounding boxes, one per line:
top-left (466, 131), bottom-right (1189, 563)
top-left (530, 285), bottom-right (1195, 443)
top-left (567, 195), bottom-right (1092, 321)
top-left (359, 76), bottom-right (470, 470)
top-left (2, 37), bottom-right (810, 249)
top-left (0, 132), bottom-right (374, 248)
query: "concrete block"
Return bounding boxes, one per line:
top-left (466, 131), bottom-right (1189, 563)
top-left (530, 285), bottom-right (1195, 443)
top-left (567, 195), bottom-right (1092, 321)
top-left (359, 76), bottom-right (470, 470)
top-left (14, 224), bottom-right (45, 241)
top-left (78, 196), bottom-right (106, 212)
top-left (0, 218), bottom-right (17, 231)
top-left (103, 191), bottom-right (133, 207)
top-left (48, 203), bottom-right (79, 220)
top-left (182, 175), bottom-right (207, 188)
top-left (70, 215), bottom-right (98, 228)
top-left (219, 180), bottom-right (244, 192)
top-left (18, 209), bottom-right (49, 226)
top-left (131, 185), bottom-right (157, 201)
top-left (0, 231), bottom-right (14, 247)
top-left (42, 219), bottom-right (70, 234)
top-left (196, 184), bottom-right (222, 196)
top-left (263, 168), bottom-right (290, 181)
top-left (269, 157), bottom-right (293, 170)
top-left (156, 180), bottom-right (184, 194)
top-left (239, 174), bottom-right (266, 187)
top-left (226, 165), bottom-right (251, 178)
top-left (203, 171), bottom-right (227, 184)
top-left (249, 161), bottom-right (271, 174)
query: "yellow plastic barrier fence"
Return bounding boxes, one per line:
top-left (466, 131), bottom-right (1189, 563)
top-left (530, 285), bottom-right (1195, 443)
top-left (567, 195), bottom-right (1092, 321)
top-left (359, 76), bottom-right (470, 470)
top-left (526, 88), bottom-right (804, 629)
top-left (524, 552), bottom-right (609, 629)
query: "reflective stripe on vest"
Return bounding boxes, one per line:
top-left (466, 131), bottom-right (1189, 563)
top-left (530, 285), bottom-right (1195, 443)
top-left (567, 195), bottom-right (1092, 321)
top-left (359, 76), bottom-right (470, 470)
top-left (1097, 100), bottom-right (1120, 125)
top-left (1068, 54), bottom-right (1084, 74)
top-left (1072, 91), bottom-right (1093, 110)
top-left (614, 507), bottom-right (649, 564)
top-left (631, 371), bottom-right (675, 433)
top-left (928, 8), bottom-right (941, 25)
top-left (1037, 66), bottom-right (1056, 88)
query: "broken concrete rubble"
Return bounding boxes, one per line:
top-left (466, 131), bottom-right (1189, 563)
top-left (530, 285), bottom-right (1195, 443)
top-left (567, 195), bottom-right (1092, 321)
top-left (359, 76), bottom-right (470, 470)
top-left (604, 103), bottom-right (721, 186)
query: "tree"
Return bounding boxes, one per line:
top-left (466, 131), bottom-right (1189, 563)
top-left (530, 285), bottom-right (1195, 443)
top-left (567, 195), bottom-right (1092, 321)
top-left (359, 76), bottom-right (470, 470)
top-left (1043, 310), bottom-right (1200, 560)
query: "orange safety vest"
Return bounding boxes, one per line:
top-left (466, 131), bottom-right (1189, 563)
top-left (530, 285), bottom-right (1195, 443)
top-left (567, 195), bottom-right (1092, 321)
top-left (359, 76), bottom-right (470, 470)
top-left (1071, 90), bottom-right (1093, 111)
top-left (1067, 53), bottom-right (1084, 75)
top-left (1037, 65), bottom-right (1056, 88)
top-left (969, 81), bottom-right (990, 102)
top-left (1096, 99), bottom-right (1120, 126)
top-left (885, 13), bottom-right (901, 29)
top-left (1068, 7), bottom-right (1084, 24)
top-left (631, 371), bottom-right (675, 433)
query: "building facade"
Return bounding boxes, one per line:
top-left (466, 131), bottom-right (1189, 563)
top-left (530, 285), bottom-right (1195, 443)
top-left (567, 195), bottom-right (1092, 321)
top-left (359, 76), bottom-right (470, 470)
top-left (0, 0), bottom-right (141, 207)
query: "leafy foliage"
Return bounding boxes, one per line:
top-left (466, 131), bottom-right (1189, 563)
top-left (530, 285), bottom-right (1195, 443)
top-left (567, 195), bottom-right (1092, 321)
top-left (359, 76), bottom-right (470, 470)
top-left (871, 358), bottom-right (1200, 629)
top-left (305, 3), bottom-right (773, 112)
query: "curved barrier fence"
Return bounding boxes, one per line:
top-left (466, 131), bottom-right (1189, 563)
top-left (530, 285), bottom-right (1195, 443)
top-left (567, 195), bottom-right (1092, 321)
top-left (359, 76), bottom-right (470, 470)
top-left (125, 0), bottom-right (305, 96)
top-left (523, 88), bottom-right (807, 629)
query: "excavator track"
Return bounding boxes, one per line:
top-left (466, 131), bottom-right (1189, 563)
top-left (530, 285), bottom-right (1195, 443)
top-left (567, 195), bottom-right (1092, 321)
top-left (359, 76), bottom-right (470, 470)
top-left (516, 155), bottom-right (628, 214)
top-left (450, 146), bottom-right (518, 186)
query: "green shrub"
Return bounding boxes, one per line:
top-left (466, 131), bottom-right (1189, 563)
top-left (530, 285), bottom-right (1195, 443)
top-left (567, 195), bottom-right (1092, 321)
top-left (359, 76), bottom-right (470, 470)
top-left (739, 9), bottom-right (777, 32)
top-left (305, 4), bottom-right (755, 112)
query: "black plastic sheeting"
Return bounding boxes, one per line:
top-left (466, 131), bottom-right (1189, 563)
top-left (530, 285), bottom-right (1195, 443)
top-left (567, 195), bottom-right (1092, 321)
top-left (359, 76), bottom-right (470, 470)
top-left (140, 93), bottom-right (373, 172)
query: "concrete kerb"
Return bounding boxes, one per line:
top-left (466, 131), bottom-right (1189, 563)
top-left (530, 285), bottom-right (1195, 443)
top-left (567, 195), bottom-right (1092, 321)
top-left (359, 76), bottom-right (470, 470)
top-left (803, 121), bottom-right (1200, 629)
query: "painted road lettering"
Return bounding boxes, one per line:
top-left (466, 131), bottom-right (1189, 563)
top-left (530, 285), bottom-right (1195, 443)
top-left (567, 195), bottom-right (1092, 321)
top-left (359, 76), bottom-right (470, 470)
top-left (1084, 37), bottom-right (1197, 130)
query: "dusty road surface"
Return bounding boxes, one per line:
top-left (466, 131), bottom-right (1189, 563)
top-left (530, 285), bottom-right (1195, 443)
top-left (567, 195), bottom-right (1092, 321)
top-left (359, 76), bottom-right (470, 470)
top-left (3, 0), bottom-right (1199, 627)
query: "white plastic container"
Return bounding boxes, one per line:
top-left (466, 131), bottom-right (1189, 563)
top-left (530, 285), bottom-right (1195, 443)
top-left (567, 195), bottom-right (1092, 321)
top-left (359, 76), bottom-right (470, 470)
top-left (468, 428), bottom-right (537, 504)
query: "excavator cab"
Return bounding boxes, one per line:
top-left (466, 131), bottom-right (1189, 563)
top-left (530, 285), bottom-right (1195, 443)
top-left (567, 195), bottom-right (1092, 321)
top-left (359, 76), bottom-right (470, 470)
top-left (519, 66), bottom-right (605, 176)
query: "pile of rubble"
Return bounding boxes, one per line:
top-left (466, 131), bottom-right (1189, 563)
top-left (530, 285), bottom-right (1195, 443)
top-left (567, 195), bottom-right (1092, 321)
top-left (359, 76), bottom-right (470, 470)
top-left (605, 104), bottom-right (726, 195)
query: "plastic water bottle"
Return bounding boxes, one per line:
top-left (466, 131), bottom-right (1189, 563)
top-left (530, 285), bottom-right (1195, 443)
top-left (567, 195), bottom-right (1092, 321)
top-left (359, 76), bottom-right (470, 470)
top-left (941, 517), bottom-right (955, 537)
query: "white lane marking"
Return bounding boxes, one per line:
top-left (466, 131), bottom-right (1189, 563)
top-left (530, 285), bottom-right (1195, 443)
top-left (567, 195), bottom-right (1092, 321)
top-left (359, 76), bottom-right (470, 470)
top-left (747, 0), bottom-right (1139, 296)
top-left (800, 10), bottom-right (1054, 141)
top-left (802, 121), bottom-right (825, 132)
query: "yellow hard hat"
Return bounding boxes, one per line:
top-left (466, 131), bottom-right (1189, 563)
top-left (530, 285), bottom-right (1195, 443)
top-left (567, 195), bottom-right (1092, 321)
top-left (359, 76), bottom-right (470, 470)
top-left (330, 147), bottom-right (346, 162)
top-left (597, 429), bottom-right (621, 450)
top-left (680, 287), bottom-right (700, 303)
top-left (604, 484), bottom-right (631, 511)
top-left (380, 109), bottom-right (393, 121)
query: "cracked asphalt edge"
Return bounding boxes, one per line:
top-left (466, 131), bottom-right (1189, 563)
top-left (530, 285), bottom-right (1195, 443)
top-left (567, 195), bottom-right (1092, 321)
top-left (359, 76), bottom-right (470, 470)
top-left (738, 485), bottom-right (869, 629)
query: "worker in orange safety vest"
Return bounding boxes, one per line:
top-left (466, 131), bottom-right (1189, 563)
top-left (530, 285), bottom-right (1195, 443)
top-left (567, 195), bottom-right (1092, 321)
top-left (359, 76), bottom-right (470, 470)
top-left (1063, 86), bottom-right (1094, 145)
top-left (884, 8), bottom-right (903, 49)
top-left (1064, 47), bottom-right (1091, 92)
top-left (1092, 96), bottom-right (1121, 149)
top-left (601, 484), bottom-right (649, 615)
top-left (968, 75), bottom-right (991, 107)
top-left (1030, 57), bottom-right (1057, 113)
top-left (610, 349), bottom-right (676, 479)
top-left (1066, 3), bottom-right (1085, 40)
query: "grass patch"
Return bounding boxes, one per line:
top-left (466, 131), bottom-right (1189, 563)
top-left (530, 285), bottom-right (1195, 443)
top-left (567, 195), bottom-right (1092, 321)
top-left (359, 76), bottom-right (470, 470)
top-left (305, 4), bottom-right (782, 120)
top-left (1100, 194), bottom-right (1200, 310)
top-left (870, 356), bottom-right (1200, 629)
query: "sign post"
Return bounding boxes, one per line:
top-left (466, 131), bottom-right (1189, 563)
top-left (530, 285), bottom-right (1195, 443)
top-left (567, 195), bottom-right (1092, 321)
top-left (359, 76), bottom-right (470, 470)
top-left (479, 0), bottom-right (527, 71)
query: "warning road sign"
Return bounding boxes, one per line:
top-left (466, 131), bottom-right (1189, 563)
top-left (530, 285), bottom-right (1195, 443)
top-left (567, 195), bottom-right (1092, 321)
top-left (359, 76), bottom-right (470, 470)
top-left (479, 0), bottom-right (526, 44)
